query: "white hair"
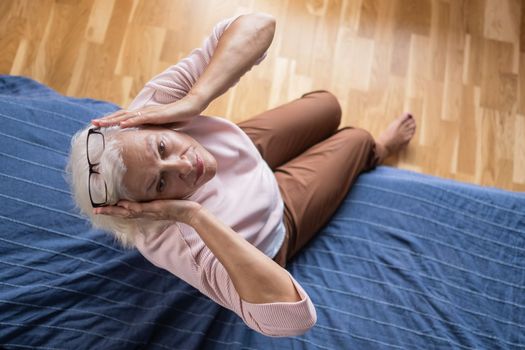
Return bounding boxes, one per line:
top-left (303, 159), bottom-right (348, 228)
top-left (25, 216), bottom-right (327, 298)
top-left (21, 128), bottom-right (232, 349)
top-left (65, 125), bottom-right (173, 249)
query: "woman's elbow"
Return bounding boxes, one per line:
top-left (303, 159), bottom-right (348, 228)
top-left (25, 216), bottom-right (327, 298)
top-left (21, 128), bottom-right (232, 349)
top-left (250, 12), bottom-right (276, 26)
top-left (245, 12), bottom-right (276, 39)
top-left (257, 13), bottom-right (276, 32)
top-left (247, 304), bottom-right (318, 337)
top-left (259, 315), bottom-right (317, 338)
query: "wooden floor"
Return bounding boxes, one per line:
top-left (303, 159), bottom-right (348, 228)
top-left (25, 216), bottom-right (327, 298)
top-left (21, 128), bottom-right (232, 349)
top-left (1, 0), bottom-right (524, 192)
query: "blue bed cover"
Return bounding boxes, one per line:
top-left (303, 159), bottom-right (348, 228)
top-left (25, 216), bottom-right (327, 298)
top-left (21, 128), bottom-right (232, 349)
top-left (0, 75), bottom-right (524, 350)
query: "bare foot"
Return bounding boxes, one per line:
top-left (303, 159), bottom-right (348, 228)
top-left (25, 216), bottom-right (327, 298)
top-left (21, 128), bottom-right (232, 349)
top-left (376, 113), bottom-right (416, 160)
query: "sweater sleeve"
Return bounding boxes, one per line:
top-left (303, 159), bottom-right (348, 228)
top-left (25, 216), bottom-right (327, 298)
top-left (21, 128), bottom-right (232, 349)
top-left (127, 14), bottom-right (268, 111)
top-left (133, 222), bottom-right (317, 337)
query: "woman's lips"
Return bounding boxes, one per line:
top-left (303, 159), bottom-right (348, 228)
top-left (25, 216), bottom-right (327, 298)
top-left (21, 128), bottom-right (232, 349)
top-left (194, 153), bottom-right (204, 185)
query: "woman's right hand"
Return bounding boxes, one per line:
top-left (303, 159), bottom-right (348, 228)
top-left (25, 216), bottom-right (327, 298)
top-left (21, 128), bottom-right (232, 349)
top-left (94, 199), bottom-right (203, 226)
top-left (92, 93), bottom-right (206, 128)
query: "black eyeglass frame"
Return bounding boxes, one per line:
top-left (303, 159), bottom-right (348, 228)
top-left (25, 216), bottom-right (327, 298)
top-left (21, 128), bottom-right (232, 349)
top-left (86, 127), bottom-right (109, 208)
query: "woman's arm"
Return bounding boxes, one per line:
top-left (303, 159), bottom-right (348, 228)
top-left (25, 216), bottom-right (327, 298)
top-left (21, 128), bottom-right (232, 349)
top-left (100, 199), bottom-right (316, 335)
top-left (187, 13), bottom-right (276, 112)
top-left (94, 13), bottom-right (275, 128)
top-left (101, 198), bottom-right (300, 303)
top-left (189, 206), bottom-right (301, 304)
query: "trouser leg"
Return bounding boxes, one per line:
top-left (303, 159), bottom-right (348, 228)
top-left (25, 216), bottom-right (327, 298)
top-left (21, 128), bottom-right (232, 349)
top-left (272, 127), bottom-right (383, 267)
top-left (236, 90), bottom-right (383, 268)
top-left (236, 90), bottom-right (342, 170)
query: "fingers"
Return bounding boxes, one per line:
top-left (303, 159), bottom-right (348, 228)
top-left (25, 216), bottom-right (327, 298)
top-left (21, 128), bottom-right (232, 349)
top-left (119, 113), bottom-right (154, 128)
top-left (118, 200), bottom-right (144, 213)
top-left (93, 201), bottom-right (163, 220)
top-left (92, 110), bottom-right (151, 128)
top-left (93, 205), bottom-right (132, 217)
top-left (97, 114), bottom-right (134, 127)
top-left (92, 109), bottom-right (129, 127)
top-left (119, 200), bottom-right (165, 217)
top-left (93, 199), bottom-right (198, 224)
top-left (93, 201), bottom-right (143, 217)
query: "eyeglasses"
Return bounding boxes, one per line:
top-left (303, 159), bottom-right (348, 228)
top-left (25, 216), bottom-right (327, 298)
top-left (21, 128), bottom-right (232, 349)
top-left (86, 127), bottom-right (109, 208)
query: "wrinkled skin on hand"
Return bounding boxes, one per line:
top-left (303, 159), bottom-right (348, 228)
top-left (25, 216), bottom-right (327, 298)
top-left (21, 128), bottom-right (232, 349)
top-left (94, 199), bottom-right (202, 226)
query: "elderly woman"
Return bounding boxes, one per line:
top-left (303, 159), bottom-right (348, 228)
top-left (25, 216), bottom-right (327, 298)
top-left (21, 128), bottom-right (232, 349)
top-left (67, 13), bottom-right (416, 337)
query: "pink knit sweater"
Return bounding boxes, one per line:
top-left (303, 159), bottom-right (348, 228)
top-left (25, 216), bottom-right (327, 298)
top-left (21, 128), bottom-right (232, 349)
top-left (127, 15), bottom-right (317, 337)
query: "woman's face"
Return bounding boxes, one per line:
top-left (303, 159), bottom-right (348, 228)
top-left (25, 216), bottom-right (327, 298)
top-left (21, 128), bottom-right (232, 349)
top-left (114, 126), bottom-right (217, 202)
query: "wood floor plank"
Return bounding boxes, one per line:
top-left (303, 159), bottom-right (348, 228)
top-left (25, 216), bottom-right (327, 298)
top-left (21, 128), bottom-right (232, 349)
top-left (0, 0), bottom-right (522, 192)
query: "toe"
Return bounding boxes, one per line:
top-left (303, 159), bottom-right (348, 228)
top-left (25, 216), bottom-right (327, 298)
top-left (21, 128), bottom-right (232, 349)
top-left (397, 113), bottom-right (409, 122)
top-left (401, 118), bottom-right (411, 126)
top-left (402, 119), bottom-right (415, 128)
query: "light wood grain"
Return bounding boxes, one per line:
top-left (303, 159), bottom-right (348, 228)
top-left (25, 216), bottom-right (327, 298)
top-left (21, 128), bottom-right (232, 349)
top-left (1, 0), bottom-right (524, 192)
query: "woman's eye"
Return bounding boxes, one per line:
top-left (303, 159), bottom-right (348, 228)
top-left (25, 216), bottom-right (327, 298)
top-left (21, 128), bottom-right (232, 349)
top-left (157, 178), bottom-right (166, 192)
top-left (158, 140), bottom-right (166, 156)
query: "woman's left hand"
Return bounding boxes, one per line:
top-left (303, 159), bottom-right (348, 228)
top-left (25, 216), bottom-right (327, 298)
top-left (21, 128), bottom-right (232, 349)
top-left (91, 93), bottom-right (206, 129)
top-left (93, 199), bottom-right (202, 226)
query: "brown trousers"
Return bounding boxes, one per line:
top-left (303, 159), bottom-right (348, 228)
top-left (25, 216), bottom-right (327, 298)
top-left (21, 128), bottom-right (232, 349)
top-left (236, 90), bottom-right (384, 268)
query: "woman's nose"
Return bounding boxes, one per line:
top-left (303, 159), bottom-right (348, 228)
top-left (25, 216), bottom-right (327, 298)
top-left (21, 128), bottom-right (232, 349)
top-left (161, 156), bottom-right (193, 177)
